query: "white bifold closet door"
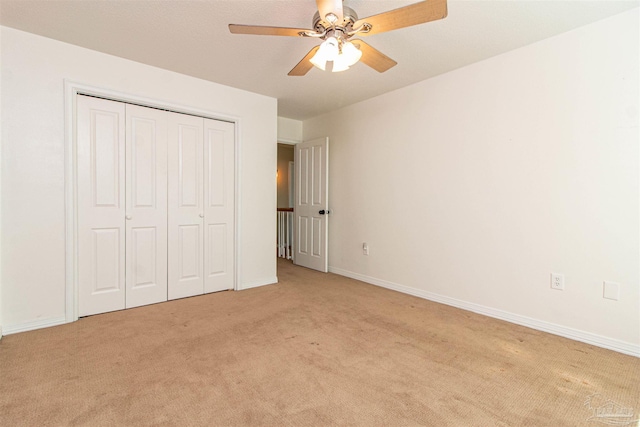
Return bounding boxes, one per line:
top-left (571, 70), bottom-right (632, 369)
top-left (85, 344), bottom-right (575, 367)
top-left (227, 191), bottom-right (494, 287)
top-left (168, 114), bottom-right (235, 299)
top-left (167, 113), bottom-right (204, 300)
top-left (78, 95), bottom-right (235, 316)
top-left (203, 118), bottom-right (235, 294)
top-left (78, 96), bottom-right (168, 316)
top-left (125, 105), bottom-right (168, 308)
top-left (78, 96), bottom-right (126, 316)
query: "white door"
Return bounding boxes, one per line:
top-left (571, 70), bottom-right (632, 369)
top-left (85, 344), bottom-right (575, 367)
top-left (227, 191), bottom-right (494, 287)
top-left (203, 119), bottom-right (235, 293)
top-left (294, 137), bottom-right (329, 272)
top-left (125, 105), bottom-right (168, 308)
top-left (168, 112), bottom-right (204, 300)
top-left (77, 95), bottom-right (126, 316)
top-left (78, 96), bottom-right (236, 313)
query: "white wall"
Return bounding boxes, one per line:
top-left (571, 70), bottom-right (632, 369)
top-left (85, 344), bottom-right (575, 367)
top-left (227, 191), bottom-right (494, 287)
top-left (277, 116), bottom-right (303, 143)
top-left (1, 27), bottom-right (277, 332)
top-left (304, 10), bottom-right (639, 354)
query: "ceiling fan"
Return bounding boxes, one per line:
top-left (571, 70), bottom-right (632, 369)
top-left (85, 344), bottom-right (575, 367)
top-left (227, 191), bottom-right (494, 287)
top-left (229, 0), bottom-right (448, 76)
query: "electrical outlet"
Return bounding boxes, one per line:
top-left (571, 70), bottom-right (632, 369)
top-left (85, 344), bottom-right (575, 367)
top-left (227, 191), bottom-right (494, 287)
top-left (551, 273), bottom-right (564, 290)
top-left (362, 242), bottom-right (369, 256)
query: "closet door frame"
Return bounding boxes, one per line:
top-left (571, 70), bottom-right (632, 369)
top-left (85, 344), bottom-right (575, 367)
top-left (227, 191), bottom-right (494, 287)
top-left (64, 81), bottom-right (241, 323)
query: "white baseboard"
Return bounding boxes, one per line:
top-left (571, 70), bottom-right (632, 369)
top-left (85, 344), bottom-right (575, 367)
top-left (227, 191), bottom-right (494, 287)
top-left (239, 276), bottom-right (278, 290)
top-left (2, 315), bottom-right (67, 336)
top-left (2, 278), bottom-right (280, 335)
top-left (329, 266), bottom-right (640, 358)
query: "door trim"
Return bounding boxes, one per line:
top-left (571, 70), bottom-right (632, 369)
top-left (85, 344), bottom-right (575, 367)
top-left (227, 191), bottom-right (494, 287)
top-left (64, 80), bottom-right (242, 323)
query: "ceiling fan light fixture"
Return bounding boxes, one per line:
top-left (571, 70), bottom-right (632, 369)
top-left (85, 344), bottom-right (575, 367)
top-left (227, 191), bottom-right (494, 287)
top-left (309, 54), bottom-right (327, 71)
top-left (341, 41), bottom-right (362, 66)
top-left (328, 41), bottom-right (362, 73)
top-left (331, 55), bottom-right (350, 72)
top-left (310, 36), bottom-right (339, 70)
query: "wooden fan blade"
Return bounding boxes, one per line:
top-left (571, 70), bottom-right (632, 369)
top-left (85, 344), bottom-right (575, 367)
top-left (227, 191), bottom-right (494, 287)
top-left (288, 46), bottom-right (321, 76)
top-left (316, 0), bottom-right (343, 24)
top-left (352, 40), bottom-right (397, 73)
top-left (354, 0), bottom-right (447, 36)
top-left (229, 24), bottom-right (308, 37)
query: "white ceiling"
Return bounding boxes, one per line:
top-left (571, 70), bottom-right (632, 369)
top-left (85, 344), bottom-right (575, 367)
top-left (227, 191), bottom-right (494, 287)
top-left (1, 0), bottom-right (638, 120)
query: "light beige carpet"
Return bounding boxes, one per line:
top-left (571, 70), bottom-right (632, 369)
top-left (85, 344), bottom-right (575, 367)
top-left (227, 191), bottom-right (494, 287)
top-left (1, 259), bottom-right (638, 426)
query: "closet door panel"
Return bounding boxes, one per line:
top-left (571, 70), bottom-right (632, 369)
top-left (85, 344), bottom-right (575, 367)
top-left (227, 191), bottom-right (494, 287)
top-left (207, 224), bottom-right (226, 275)
top-left (178, 224), bottom-right (201, 278)
top-left (77, 95), bottom-right (126, 316)
top-left (168, 112), bottom-right (204, 300)
top-left (204, 119), bottom-right (235, 293)
top-left (125, 105), bottom-right (168, 308)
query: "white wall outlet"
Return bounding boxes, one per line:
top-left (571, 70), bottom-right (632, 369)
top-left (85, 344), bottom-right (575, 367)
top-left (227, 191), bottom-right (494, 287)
top-left (550, 273), bottom-right (564, 290)
top-left (362, 242), bottom-right (369, 256)
top-left (603, 281), bottom-right (620, 301)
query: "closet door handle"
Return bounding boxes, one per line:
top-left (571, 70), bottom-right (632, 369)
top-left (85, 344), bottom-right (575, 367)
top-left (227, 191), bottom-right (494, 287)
top-left (199, 213), bottom-right (204, 218)
top-left (125, 215), bottom-right (132, 220)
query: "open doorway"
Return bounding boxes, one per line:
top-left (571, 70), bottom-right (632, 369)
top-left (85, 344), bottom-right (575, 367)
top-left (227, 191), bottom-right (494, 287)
top-left (277, 143), bottom-right (294, 210)
top-left (277, 143), bottom-right (294, 262)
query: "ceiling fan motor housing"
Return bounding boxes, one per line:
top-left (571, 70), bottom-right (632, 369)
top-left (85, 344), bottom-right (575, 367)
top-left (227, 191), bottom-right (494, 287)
top-left (312, 6), bottom-right (358, 35)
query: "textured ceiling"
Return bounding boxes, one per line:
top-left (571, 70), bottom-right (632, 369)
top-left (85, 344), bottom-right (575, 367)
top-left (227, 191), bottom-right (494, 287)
top-left (1, 0), bottom-right (638, 120)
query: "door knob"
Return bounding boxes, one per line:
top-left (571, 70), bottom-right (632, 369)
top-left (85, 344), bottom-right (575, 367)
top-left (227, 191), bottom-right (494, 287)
top-left (199, 213), bottom-right (204, 218)
top-left (319, 210), bottom-right (330, 215)
top-left (125, 215), bottom-right (132, 220)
